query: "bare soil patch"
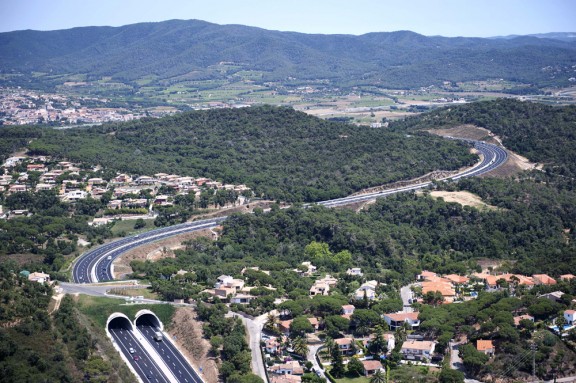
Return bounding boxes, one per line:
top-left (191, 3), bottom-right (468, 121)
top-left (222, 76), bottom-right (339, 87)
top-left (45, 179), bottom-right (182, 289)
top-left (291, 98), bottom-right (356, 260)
top-left (112, 229), bottom-right (213, 279)
top-left (428, 191), bottom-right (498, 210)
top-left (169, 307), bottom-right (219, 383)
top-left (428, 124), bottom-right (540, 178)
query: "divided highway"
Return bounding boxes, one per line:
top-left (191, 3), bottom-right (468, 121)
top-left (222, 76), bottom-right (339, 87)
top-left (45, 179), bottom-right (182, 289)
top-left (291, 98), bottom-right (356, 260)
top-left (137, 317), bottom-right (203, 383)
top-left (72, 140), bottom-right (507, 284)
top-left (108, 322), bottom-right (170, 383)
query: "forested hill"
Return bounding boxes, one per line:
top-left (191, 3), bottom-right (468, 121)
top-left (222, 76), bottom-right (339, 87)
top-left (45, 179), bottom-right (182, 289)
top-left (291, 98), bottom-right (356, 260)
top-left (396, 99), bottom-right (576, 181)
top-left (26, 105), bottom-right (475, 202)
top-left (1, 19), bottom-right (576, 88)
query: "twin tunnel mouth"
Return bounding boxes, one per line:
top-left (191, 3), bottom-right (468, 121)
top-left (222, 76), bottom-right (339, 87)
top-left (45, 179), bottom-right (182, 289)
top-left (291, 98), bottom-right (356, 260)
top-left (107, 309), bottom-right (163, 332)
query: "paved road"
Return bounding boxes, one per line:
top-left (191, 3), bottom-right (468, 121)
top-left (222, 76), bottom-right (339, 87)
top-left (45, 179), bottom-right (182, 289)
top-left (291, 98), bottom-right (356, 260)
top-left (228, 312), bottom-right (268, 382)
top-left (109, 321), bottom-right (170, 383)
top-left (400, 284), bottom-right (415, 313)
top-left (307, 344), bottom-right (326, 379)
top-left (136, 317), bottom-right (202, 383)
top-left (72, 217), bottom-right (227, 283)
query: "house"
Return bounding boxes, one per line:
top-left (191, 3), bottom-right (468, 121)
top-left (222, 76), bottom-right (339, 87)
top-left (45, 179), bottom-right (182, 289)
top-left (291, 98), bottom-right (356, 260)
top-left (310, 275), bottom-right (337, 296)
top-left (421, 280), bottom-right (456, 301)
top-left (400, 340), bottom-right (436, 361)
top-left (113, 174), bottom-right (132, 184)
top-left (36, 183), bottom-right (54, 191)
top-left (334, 337), bottom-right (356, 355)
top-left (513, 314), bottom-right (534, 327)
top-left (565, 310), bottom-right (576, 325)
top-left (87, 177), bottom-right (105, 185)
top-left (136, 176), bottom-right (155, 185)
top-left (230, 294), bottom-right (255, 305)
top-left (342, 305), bottom-right (355, 315)
top-left (308, 317), bottom-right (320, 331)
top-left (540, 291), bottom-right (565, 302)
top-left (346, 267), bottom-right (363, 276)
top-left (214, 286), bottom-right (236, 299)
top-left (444, 274), bottom-right (469, 284)
top-left (28, 272), bottom-right (50, 283)
top-left (62, 190), bottom-right (88, 201)
top-left (270, 374), bottom-right (301, 383)
top-left (279, 320), bottom-right (293, 334)
top-left (310, 282), bottom-right (330, 296)
top-left (354, 280), bottom-right (378, 301)
top-left (476, 340), bottom-right (495, 356)
top-left (270, 360), bottom-right (304, 375)
top-left (532, 274), bottom-right (557, 286)
top-left (383, 312), bottom-right (420, 330)
top-left (361, 360), bottom-right (382, 376)
top-left (8, 184), bottom-right (27, 193)
top-left (417, 270), bottom-right (438, 281)
top-left (265, 338), bottom-right (281, 354)
top-left (560, 274), bottom-right (576, 281)
top-left (299, 262), bottom-right (317, 276)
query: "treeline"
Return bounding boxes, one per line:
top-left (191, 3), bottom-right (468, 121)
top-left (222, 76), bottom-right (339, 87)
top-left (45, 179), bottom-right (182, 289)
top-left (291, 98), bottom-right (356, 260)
top-left (26, 105), bottom-right (476, 202)
top-left (395, 98), bottom-right (576, 183)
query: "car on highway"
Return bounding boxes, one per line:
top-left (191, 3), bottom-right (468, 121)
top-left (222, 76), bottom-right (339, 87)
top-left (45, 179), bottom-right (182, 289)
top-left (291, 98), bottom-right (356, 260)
top-left (129, 347), bottom-right (135, 354)
top-left (107, 255), bottom-right (112, 260)
top-left (133, 355), bottom-right (140, 361)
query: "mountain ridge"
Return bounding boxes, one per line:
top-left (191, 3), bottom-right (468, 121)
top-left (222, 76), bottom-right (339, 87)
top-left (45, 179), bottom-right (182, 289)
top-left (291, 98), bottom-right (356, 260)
top-left (1, 19), bottom-right (576, 89)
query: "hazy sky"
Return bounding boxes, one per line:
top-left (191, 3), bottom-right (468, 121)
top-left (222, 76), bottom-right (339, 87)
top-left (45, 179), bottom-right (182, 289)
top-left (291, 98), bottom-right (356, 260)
top-left (1, 0), bottom-right (575, 37)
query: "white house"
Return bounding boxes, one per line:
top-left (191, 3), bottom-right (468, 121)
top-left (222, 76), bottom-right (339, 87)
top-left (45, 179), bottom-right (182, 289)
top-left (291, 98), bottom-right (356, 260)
top-left (354, 280), bottom-right (378, 300)
top-left (346, 267), bottom-right (363, 276)
top-left (400, 340), bottom-right (436, 361)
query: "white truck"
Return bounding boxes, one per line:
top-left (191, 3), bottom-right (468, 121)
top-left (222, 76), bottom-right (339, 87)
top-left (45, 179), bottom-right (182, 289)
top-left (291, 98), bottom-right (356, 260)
top-left (153, 331), bottom-right (163, 342)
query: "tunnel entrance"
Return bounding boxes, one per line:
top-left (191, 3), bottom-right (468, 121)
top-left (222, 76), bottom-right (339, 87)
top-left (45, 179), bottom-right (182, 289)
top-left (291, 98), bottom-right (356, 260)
top-left (134, 309), bottom-right (163, 331)
top-left (107, 313), bottom-right (134, 332)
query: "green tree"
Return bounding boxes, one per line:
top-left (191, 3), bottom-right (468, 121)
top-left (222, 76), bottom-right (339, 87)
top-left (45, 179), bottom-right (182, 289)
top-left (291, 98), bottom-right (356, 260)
top-left (438, 367), bottom-right (465, 383)
top-left (293, 336), bottom-right (309, 358)
top-left (347, 356), bottom-right (364, 376)
top-left (369, 370), bottom-right (386, 383)
top-left (290, 316), bottom-right (315, 338)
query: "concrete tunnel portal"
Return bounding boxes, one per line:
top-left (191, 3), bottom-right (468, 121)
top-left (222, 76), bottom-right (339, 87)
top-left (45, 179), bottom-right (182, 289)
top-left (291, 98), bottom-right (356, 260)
top-left (106, 313), bottom-right (134, 332)
top-left (134, 309), bottom-right (164, 331)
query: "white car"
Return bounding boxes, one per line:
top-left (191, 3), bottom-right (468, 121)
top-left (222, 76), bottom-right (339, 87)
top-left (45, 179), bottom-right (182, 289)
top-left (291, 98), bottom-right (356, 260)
top-left (129, 347), bottom-right (135, 354)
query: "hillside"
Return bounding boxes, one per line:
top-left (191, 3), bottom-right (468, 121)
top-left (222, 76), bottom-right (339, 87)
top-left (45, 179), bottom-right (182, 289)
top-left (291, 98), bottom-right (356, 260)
top-left (25, 105), bottom-right (476, 202)
top-left (1, 19), bottom-right (576, 90)
top-left (394, 99), bottom-right (576, 181)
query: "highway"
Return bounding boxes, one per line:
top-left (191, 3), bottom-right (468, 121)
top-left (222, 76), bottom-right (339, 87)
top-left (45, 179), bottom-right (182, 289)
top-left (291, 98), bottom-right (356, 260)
top-left (108, 320), bottom-right (170, 383)
top-left (73, 140), bottom-right (506, 285)
top-left (136, 317), bottom-right (203, 383)
top-left (72, 217), bottom-right (227, 283)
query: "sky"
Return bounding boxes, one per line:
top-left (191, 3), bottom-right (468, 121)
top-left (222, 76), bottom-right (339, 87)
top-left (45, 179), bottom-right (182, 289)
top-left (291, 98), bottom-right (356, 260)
top-left (1, 0), bottom-right (575, 37)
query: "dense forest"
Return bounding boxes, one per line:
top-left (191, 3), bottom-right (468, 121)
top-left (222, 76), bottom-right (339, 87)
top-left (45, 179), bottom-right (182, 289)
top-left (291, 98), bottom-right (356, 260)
top-left (1, 20), bottom-right (575, 89)
top-left (25, 105), bottom-right (476, 202)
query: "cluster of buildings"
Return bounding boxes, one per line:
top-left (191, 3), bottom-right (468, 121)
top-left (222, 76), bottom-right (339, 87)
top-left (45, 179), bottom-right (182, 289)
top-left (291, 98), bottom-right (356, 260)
top-left (0, 154), bottom-right (251, 220)
top-left (414, 270), bottom-right (574, 303)
top-left (0, 88), bottom-right (144, 125)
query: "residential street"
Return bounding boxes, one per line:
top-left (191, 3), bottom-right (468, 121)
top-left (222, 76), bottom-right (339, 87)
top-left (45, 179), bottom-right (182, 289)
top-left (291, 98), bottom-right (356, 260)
top-left (400, 283), bottom-right (415, 312)
top-left (307, 344), bottom-right (326, 380)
